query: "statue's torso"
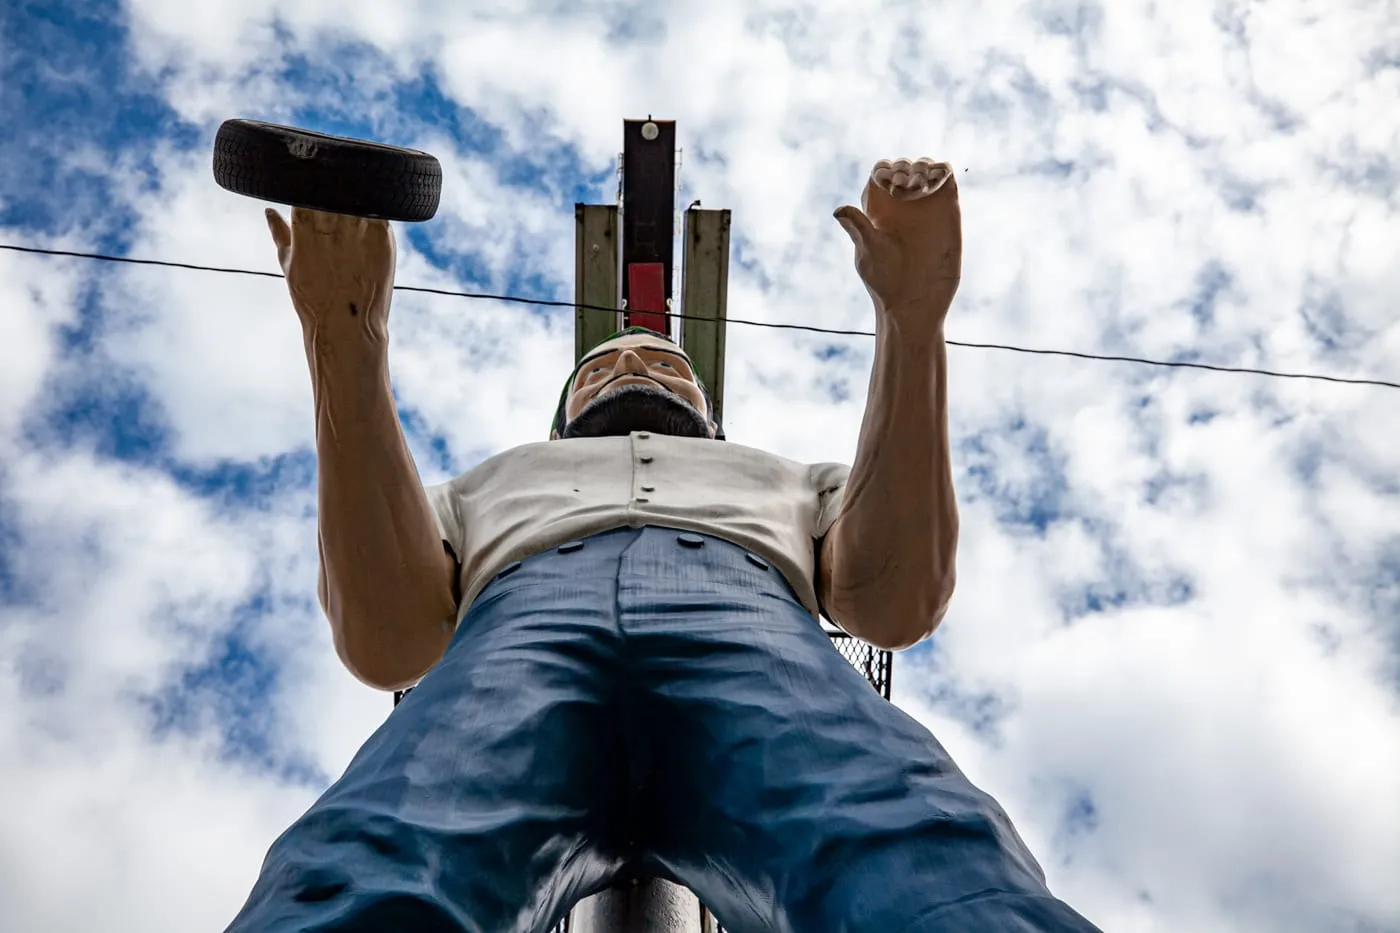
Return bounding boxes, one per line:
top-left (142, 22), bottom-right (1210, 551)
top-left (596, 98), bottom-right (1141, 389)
top-left (425, 433), bottom-right (849, 621)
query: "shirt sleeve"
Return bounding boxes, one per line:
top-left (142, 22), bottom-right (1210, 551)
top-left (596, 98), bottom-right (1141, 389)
top-left (423, 480), bottom-right (463, 558)
top-left (809, 461), bottom-right (850, 538)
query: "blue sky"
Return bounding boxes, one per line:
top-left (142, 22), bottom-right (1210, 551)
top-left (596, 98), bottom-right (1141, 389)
top-left (2, 1), bottom-right (1398, 931)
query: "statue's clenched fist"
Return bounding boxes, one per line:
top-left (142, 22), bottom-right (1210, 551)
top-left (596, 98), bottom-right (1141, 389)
top-left (835, 157), bottom-right (962, 330)
top-left (266, 207), bottom-right (397, 347)
top-left (870, 158), bottom-right (954, 202)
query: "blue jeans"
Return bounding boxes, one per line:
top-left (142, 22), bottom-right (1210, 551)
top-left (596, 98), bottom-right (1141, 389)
top-left (226, 526), bottom-right (1100, 932)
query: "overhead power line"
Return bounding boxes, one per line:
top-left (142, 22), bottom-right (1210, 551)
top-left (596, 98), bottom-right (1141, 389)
top-left (4, 241), bottom-right (1397, 391)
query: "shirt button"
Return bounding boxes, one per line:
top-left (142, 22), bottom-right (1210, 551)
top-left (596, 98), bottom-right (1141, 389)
top-left (639, 455), bottom-right (654, 464)
top-left (677, 533), bottom-right (705, 548)
top-left (496, 561), bottom-right (523, 579)
top-left (746, 553), bottom-right (770, 570)
top-left (636, 432), bottom-right (651, 439)
top-left (641, 485), bottom-right (655, 492)
top-left (635, 497), bottom-right (650, 504)
top-left (558, 541), bottom-right (585, 553)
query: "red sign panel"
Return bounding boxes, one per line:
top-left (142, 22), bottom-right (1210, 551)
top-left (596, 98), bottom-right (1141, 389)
top-left (625, 262), bottom-right (668, 335)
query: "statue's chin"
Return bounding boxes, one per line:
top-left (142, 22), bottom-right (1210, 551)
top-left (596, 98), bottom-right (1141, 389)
top-left (563, 384), bottom-right (710, 440)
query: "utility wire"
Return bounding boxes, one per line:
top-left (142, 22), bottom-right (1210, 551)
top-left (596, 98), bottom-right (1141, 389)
top-left (5, 241), bottom-right (1398, 391)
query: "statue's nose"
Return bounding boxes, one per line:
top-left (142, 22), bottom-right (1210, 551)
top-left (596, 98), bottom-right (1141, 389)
top-left (615, 350), bottom-right (648, 374)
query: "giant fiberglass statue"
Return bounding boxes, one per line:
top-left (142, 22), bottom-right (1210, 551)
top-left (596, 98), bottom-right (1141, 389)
top-left (225, 159), bottom-right (1103, 933)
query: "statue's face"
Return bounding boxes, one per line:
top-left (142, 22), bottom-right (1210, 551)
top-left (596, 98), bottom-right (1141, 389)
top-left (554, 333), bottom-right (716, 440)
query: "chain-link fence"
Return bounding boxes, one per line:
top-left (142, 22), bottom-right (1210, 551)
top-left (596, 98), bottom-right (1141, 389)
top-left (824, 627), bottom-right (893, 699)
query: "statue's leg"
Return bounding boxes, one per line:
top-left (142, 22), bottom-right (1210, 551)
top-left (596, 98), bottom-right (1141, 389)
top-left (621, 527), bottom-right (1103, 933)
top-left (224, 528), bottom-right (646, 933)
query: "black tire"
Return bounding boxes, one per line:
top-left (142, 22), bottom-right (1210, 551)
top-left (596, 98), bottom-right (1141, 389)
top-left (213, 119), bottom-right (442, 222)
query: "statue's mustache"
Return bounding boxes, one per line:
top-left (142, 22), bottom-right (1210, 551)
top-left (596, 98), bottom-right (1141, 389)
top-left (597, 372), bottom-right (666, 393)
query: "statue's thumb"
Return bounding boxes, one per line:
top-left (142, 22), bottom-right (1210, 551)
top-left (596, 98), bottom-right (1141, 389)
top-left (265, 208), bottom-right (291, 259)
top-left (833, 206), bottom-right (874, 251)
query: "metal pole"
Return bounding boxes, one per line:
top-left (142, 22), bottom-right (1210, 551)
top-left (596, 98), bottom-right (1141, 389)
top-left (575, 203), bottom-right (622, 354)
top-left (569, 879), bottom-right (704, 933)
top-left (619, 117), bottom-right (677, 336)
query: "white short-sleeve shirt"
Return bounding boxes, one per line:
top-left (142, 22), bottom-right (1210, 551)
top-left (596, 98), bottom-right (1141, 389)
top-left (425, 432), bottom-right (849, 622)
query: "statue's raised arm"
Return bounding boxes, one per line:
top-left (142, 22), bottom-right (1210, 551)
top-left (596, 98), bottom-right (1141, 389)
top-left (268, 206), bottom-right (459, 689)
top-left (822, 158), bottom-right (962, 648)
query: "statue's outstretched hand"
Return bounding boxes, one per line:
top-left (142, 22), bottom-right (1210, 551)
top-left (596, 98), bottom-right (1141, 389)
top-left (834, 158), bottom-right (961, 328)
top-left (265, 207), bottom-right (396, 346)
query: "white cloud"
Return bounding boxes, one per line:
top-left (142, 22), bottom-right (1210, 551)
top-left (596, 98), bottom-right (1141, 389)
top-left (0, 241), bottom-right (84, 444)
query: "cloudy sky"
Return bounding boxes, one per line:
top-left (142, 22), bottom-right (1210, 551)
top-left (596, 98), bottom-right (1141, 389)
top-left (3, 1), bottom-right (1398, 931)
